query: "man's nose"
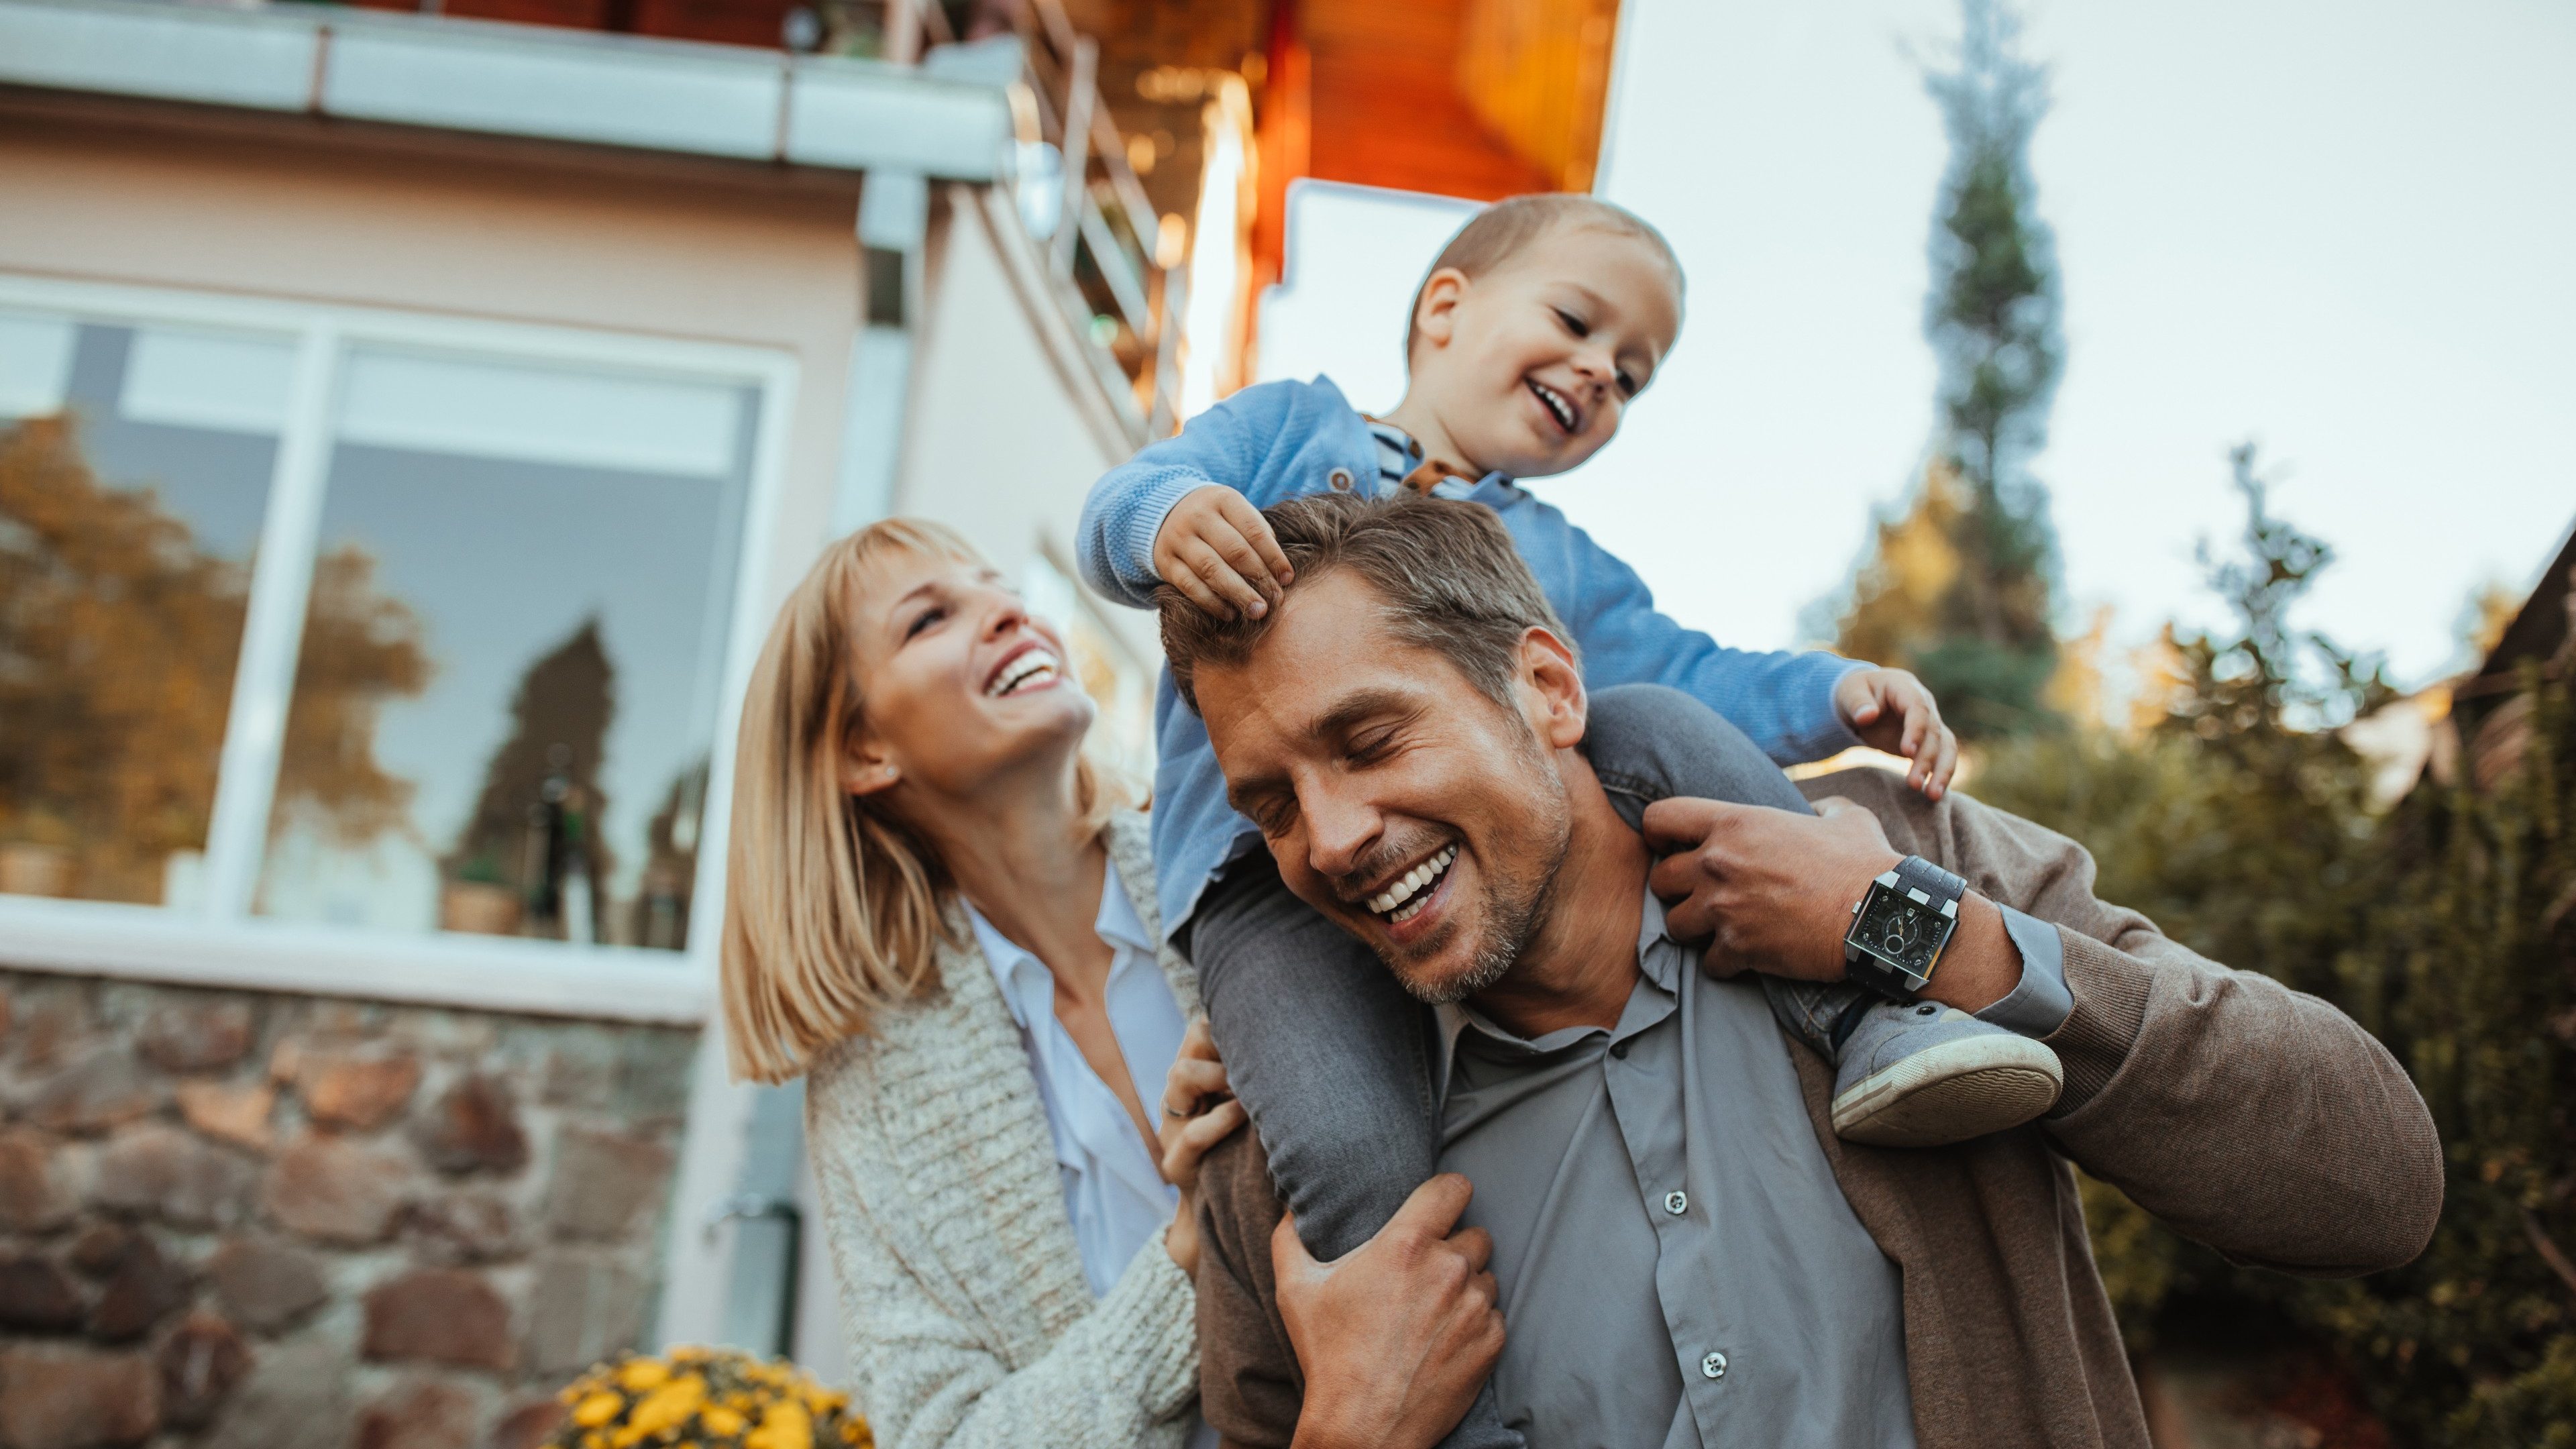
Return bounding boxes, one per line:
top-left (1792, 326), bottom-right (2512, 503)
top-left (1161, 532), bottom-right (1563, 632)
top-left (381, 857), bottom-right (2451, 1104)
top-left (1299, 789), bottom-right (1381, 881)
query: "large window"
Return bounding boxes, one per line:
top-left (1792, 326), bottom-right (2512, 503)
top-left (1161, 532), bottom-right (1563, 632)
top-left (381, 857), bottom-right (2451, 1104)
top-left (0, 280), bottom-right (788, 1008)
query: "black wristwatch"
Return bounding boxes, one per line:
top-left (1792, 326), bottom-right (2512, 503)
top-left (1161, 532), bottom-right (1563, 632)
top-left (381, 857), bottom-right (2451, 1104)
top-left (1843, 855), bottom-right (1967, 1000)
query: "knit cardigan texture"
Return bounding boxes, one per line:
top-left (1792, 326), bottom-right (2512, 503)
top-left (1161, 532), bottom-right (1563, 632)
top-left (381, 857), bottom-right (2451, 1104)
top-left (805, 812), bottom-right (1203, 1449)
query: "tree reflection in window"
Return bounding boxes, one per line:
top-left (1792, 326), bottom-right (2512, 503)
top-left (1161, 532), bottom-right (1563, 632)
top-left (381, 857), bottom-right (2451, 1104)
top-left (0, 415), bottom-right (427, 904)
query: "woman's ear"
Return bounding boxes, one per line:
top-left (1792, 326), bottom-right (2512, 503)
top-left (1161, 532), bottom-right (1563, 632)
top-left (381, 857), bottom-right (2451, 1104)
top-left (1413, 268), bottom-right (1470, 351)
top-left (841, 734), bottom-right (902, 798)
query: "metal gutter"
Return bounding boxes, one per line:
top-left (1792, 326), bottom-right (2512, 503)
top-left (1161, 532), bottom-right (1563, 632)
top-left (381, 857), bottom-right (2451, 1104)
top-left (0, 0), bottom-right (1011, 180)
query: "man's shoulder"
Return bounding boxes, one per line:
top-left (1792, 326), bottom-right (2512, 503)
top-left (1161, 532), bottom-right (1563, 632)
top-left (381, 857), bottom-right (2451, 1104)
top-left (1795, 767), bottom-right (2100, 912)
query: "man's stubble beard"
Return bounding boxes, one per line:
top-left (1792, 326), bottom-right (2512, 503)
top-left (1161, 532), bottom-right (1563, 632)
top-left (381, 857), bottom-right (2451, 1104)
top-left (1379, 729), bottom-right (1573, 1006)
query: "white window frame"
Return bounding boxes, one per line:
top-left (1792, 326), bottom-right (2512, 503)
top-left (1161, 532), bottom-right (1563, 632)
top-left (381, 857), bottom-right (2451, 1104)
top-left (0, 273), bottom-right (796, 1024)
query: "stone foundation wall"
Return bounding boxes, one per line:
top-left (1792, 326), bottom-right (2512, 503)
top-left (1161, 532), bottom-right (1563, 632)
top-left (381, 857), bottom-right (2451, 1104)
top-left (0, 968), bottom-right (701, 1449)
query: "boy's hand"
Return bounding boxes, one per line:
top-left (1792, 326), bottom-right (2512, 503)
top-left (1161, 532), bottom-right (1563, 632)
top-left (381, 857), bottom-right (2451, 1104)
top-left (1155, 485), bottom-right (1295, 620)
top-left (1834, 667), bottom-right (1958, 800)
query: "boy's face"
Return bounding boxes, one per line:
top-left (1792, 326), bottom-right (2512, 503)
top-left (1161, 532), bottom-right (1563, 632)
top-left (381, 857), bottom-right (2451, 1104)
top-left (1411, 224), bottom-right (1682, 480)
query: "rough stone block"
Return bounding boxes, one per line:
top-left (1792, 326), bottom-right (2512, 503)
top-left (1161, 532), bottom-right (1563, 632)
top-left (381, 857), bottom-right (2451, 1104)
top-left (23, 1047), bottom-right (158, 1136)
top-left (610, 1031), bottom-right (698, 1122)
top-left (298, 1046), bottom-right (421, 1132)
top-left (356, 1377), bottom-right (483, 1449)
top-left (0, 1126), bottom-right (82, 1232)
top-left (263, 1134), bottom-right (408, 1245)
top-left (201, 1333), bottom-right (352, 1449)
top-left (405, 1191), bottom-right (524, 1266)
top-left (485, 1399), bottom-right (569, 1449)
top-left (361, 1269), bottom-right (516, 1372)
top-left (156, 1311), bottom-right (251, 1430)
top-left (135, 1001), bottom-right (254, 1074)
top-left (176, 1080), bottom-right (276, 1152)
top-left (0, 1253), bottom-right (85, 1332)
top-left (543, 1127), bottom-right (672, 1241)
top-left (92, 1124), bottom-right (255, 1228)
top-left (522, 1252), bottom-right (645, 1377)
top-left (85, 1232), bottom-right (189, 1342)
top-left (0, 1344), bottom-right (160, 1449)
top-left (207, 1236), bottom-right (329, 1334)
top-left (412, 1074), bottom-right (529, 1175)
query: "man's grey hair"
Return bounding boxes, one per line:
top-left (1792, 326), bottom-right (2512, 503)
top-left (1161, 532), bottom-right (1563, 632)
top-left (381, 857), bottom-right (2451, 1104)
top-left (1160, 492), bottom-right (1576, 715)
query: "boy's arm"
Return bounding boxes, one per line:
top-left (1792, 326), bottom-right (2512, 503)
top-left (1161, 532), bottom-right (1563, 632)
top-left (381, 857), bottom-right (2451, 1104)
top-left (1517, 499), bottom-right (1868, 766)
top-left (1077, 381), bottom-right (1307, 610)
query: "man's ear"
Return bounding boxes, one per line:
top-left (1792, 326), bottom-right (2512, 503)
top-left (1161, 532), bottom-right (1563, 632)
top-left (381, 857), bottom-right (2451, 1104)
top-left (1514, 627), bottom-right (1588, 751)
top-left (1413, 268), bottom-right (1470, 352)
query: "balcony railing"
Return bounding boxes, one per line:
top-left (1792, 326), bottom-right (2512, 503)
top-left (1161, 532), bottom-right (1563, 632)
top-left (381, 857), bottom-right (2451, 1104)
top-left (886, 0), bottom-right (1189, 436)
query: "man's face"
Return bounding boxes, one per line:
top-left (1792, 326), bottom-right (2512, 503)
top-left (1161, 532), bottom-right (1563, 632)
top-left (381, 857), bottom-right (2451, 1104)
top-left (1194, 570), bottom-right (1576, 1003)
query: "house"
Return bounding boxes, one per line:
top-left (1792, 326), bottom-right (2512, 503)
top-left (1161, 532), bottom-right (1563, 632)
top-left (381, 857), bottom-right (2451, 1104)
top-left (0, 0), bottom-right (1622, 1439)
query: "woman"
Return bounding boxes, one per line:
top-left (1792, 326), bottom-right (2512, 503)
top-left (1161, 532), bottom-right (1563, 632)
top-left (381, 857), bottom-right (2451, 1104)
top-left (720, 519), bottom-right (1246, 1449)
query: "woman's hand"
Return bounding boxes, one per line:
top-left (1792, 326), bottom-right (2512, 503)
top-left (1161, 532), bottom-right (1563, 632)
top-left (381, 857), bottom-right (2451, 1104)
top-left (1159, 1016), bottom-right (1248, 1277)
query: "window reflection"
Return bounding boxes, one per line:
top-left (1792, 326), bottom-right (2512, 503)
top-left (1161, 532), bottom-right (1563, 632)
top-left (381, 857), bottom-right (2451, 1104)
top-left (256, 345), bottom-right (749, 949)
top-left (0, 312), bottom-right (293, 906)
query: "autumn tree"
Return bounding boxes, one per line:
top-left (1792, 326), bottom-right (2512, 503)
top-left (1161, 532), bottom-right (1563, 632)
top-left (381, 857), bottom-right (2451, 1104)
top-left (1831, 0), bottom-right (2065, 737)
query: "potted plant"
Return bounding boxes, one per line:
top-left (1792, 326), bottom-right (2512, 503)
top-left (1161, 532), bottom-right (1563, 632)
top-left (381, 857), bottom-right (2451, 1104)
top-left (439, 851), bottom-right (521, 936)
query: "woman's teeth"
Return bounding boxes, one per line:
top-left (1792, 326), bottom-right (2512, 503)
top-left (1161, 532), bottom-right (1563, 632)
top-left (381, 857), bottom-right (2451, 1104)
top-left (1528, 379), bottom-right (1576, 433)
top-left (1367, 845), bottom-right (1458, 923)
top-left (987, 652), bottom-right (1059, 697)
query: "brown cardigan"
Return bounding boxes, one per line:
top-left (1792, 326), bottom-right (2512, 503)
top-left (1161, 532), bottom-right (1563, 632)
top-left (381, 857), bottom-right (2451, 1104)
top-left (1191, 769), bottom-right (2444, 1449)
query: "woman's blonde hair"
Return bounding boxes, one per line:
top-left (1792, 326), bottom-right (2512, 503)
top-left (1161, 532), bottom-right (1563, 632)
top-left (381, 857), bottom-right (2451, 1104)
top-left (720, 518), bottom-right (1124, 1083)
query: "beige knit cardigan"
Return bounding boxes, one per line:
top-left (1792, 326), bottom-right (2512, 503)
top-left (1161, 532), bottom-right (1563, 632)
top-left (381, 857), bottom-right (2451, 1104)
top-left (804, 811), bottom-right (1203, 1449)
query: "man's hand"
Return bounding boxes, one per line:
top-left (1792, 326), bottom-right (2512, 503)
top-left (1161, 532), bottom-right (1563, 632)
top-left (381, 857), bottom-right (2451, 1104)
top-left (1275, 1175), bottom-right (1504, 1449)
top-left (1155, 484), bottom-right (1297, 620)
top-left (1644, 796), bottom-right (1901, 985)
top-left (1834, 667), bottom-right (1958, 800)
top-left (1643, 796), bottom-right (2021, 1013)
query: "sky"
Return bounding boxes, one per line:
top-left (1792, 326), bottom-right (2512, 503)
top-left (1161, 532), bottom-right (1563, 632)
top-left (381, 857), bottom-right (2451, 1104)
top-left (1260, 0), bottom-right (2576, 694)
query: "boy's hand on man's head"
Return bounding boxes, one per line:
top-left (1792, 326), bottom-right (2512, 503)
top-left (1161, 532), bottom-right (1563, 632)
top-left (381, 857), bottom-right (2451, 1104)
top-left (1834, 667), bottom-right (1959, 800)
top-left (1155, 485), bottom-right (1297, 621)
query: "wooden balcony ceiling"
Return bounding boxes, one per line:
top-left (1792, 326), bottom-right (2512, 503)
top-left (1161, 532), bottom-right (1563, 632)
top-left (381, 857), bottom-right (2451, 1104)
top-left (352, 0), bottom-right (801, 49)
top-left (1303, 0), bottom-right (1550, 201)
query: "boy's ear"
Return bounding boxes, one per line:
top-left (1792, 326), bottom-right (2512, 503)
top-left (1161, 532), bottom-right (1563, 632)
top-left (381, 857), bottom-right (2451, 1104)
top-left (1413, 267), bottom-right (1470, 351)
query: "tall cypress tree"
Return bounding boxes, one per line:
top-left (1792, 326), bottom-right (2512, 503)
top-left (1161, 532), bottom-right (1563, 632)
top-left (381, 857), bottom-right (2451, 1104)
top-left (1833, 0), bottom-right (2065, 738)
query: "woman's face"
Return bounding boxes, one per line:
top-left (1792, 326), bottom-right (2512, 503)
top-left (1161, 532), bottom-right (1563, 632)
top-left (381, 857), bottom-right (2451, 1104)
top-left (843, 548), bottom-right (1093, 809)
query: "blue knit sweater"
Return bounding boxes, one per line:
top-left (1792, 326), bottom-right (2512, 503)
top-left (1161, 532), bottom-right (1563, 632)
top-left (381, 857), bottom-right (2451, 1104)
top-left (1077, 375), bottom-right (1866, 937)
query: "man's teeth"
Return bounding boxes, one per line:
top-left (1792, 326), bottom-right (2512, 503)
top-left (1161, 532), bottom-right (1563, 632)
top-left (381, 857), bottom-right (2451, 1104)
top-left (987, 653), bottom-right (1059, 696)
top-left (1366, 845), bottom-right (1458, 922)
top-left (1529, 380), bottom-right (1575, 432)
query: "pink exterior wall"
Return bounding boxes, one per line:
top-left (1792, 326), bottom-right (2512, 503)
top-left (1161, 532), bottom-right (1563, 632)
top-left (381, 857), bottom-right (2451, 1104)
top-left (0, 99), bottom-right (863, 616)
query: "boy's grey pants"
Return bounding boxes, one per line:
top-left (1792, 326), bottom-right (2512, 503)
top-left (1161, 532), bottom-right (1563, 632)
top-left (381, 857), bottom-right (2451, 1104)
top-left (1185, 684), bottom-right (1833, 1449)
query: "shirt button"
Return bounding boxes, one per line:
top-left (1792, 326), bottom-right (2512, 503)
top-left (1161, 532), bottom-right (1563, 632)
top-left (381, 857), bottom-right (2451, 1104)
top-left (1664, 1190), bottom-right (1688, 1216)
top-left (1609, 1040), bottom-right (1630, 1059)
top-left (1326, 467), bottom-right (1354, 490)
top-left (1701, 1350), bottom-right (1728, 1380)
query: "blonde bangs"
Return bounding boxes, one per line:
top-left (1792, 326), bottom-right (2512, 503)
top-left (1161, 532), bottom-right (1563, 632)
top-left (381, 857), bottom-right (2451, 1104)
top-left (719, 518), bottom-right (1129, 1083)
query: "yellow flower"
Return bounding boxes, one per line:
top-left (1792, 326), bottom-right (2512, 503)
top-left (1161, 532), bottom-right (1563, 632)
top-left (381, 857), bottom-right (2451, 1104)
top-left (702, 1407), bottom-right (747, 1437)
top-left (745, 1402), bottom-right (812, 1449)
top-left (627, 1377), bottom-right (708, 1437)
top-left (573, 1392), bottom-right (627, 1428)
top-left (619, 1359), bottom-right (674, 1393)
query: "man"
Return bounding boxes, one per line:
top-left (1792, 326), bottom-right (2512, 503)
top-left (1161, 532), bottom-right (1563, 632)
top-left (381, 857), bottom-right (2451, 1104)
top-left (1161, 492), bottom-right (2441, 1449)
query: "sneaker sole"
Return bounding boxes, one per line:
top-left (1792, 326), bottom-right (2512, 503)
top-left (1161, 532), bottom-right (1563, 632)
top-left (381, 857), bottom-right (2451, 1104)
top-left (1831, 1034), bottom-right (2065, 1148)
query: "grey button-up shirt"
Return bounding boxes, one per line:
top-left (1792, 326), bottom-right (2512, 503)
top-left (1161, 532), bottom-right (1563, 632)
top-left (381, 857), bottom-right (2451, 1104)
top-left (1434, 889), bottom-right (1920, 1448)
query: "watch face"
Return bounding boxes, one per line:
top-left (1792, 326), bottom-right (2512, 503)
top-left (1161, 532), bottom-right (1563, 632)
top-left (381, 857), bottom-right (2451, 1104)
top-left (1857, 888), bottom-right (1941, 975)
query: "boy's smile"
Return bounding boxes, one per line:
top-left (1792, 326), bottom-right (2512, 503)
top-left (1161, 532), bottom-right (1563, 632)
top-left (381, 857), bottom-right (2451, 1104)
top-left (1389, 221), bottom-right (1683, 483)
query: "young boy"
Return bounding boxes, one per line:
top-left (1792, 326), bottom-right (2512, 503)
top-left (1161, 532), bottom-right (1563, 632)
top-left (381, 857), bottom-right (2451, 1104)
top-left (1079, 196), bottom-right (2066, 1441)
